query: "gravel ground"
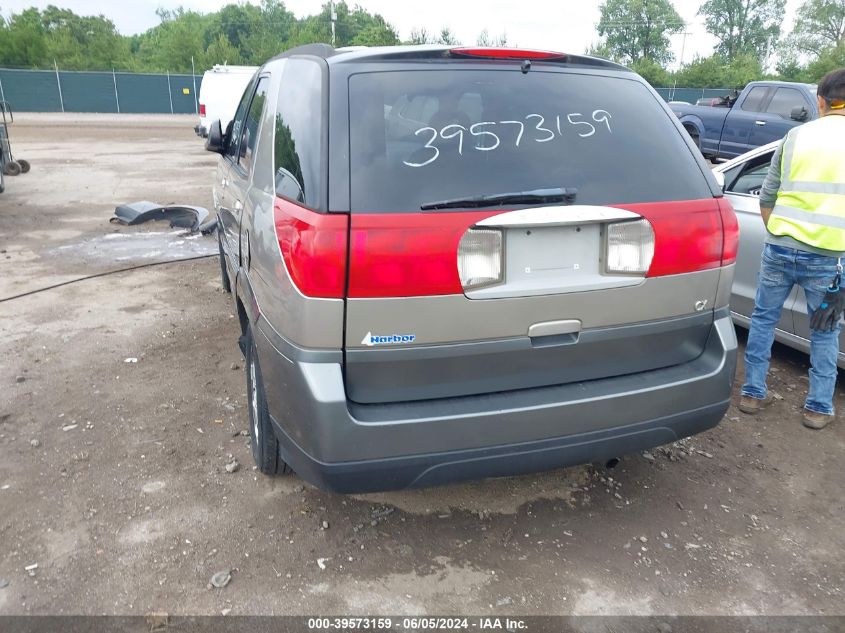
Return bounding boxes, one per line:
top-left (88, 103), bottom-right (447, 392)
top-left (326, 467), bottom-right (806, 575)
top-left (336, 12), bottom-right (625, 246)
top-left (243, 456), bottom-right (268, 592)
top-left (0, 114), bottom-right (843, 617)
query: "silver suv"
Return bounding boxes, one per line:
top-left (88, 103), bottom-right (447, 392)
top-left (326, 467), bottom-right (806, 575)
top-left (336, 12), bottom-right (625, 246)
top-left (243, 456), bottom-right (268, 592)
top-left (206, 44), bottom-right (739, 493)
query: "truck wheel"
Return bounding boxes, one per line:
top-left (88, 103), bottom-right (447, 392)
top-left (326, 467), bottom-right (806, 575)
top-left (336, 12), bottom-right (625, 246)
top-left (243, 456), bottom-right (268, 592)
top-left (3, 161), bottom-right (21, 176)
top-left (245, 327), bottom-right (293, 477)
top-left (0, 170), bottom-right (5, 194)
top-left (218, 232), bottom-right (232, 294)
top-left (18, 160), bottom-right (30, 173)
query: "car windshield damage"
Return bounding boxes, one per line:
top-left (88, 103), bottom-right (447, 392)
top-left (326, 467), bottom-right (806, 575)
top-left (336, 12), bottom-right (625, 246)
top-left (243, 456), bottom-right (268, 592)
top-left (348, 69), bottom-right (711, 213)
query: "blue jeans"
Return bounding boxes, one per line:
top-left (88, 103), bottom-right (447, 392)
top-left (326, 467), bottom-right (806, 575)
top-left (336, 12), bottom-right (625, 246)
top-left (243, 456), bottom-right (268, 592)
top-left (742, 243), bottom-right (841, 415)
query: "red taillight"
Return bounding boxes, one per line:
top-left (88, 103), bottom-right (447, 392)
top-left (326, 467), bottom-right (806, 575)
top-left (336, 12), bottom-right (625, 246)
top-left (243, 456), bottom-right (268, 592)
top-left (618, 199), bottom-right (729, 277)
top-left (450, 47), bottom-right (567, 60)
top-left (274, 198), bottom-right (348, 298)
top-left (199, 103), bottom-right (206, 116)
top-left (718, 197), bottom-right (739, 265)
top-left (273, 197), bottom-right (733, 299)
top-left (348, 211), bottom-right (497, 298)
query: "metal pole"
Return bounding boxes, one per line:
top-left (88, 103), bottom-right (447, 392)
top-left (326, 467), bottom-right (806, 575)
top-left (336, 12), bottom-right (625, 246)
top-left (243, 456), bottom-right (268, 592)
top-left (191, 56), bottom-right (198, 114)
top-left (54, 59), bottom-right (65, 113)
top-left (112, 68), bottom-right (120, 113)
top-left (669, 31), bottom-right (690, 102)
top-left (678, 31), bottom-right (689, 69)
top-left (166, 70), bottom-right (174, 114)
top-left (330, 0), bottom-right (336, 46)
top-left (0, 76), bottom-right (6, 104)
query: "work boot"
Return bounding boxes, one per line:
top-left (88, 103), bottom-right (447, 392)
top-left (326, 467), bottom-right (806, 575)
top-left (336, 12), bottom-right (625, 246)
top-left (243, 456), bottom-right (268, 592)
top-left (802, 409), bottom-right (834, 430)
top-left (738, 394), bottom-right (774, 414)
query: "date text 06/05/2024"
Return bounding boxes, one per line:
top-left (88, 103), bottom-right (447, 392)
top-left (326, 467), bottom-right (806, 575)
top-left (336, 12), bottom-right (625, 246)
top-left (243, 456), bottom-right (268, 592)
top-left (306, 617), bottom-right (528, 630)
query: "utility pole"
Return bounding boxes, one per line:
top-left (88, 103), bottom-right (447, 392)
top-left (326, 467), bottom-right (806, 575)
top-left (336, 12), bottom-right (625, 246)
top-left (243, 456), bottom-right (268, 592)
top-left (670, 30), bottom-right (691, 101)
top-left (678, 30), bottom-right (690, 69)
top-left (330, 0), bottom-right (337, 47)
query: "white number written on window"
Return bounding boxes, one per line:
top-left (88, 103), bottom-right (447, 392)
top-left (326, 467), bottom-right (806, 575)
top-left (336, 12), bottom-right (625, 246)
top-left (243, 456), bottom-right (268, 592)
top-left (403, 110), bottom-right (613, 167)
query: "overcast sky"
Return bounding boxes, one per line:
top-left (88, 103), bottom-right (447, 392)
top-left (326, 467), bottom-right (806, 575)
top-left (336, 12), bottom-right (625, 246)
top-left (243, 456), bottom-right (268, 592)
top-left (1, 0), bottom-right (801, 69)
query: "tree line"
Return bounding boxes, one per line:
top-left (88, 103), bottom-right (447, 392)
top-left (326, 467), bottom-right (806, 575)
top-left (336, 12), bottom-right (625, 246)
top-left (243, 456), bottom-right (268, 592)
top-left (0, 0), bottom-right (842, 88)
top-left (0, 1), bottom-right (501, 74)
top-left (592, 0), bottom-right (844, 86)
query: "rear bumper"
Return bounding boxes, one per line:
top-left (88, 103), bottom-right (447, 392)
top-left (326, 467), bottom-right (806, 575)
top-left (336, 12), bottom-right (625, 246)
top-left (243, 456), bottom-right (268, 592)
top-left (255, 312), bottom-right (737, 493)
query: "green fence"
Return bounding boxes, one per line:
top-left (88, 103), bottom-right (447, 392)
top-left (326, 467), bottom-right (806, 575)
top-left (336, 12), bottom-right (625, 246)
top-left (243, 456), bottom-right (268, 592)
top-left (0, 68), bottom-right (203, 113)
top-left (0, 68), bottom-right (730, 113)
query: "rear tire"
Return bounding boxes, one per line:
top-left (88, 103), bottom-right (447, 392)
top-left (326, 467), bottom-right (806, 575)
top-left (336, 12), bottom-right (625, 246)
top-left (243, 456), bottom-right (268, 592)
top-left (3, 161), bottom-right (21, 176)
top-left (245, 327), bottom-right (292, 477)
top-left (218, 232), bottom-right (232, 294)
top-left (18, 159), bottom-right (30, 174)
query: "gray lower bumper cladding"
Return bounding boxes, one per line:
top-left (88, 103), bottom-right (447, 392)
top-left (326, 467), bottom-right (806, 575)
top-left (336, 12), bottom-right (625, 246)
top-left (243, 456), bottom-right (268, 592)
top-left (256, 311), bottom-right (738, 493)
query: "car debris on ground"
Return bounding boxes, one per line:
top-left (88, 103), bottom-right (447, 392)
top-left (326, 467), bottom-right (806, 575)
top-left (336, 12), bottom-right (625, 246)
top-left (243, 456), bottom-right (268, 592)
top-left (111, 201), bottom-right (211, 233)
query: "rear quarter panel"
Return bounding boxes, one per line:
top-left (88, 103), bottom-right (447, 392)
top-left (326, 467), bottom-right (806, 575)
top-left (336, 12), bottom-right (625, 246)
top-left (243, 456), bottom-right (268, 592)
top-left (240, 59), bottom-right (344, 351)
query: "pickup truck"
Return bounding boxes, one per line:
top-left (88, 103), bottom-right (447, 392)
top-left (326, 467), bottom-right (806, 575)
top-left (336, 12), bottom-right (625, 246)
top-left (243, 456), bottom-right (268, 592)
top-left (670, 81), bottom-right (818, 160)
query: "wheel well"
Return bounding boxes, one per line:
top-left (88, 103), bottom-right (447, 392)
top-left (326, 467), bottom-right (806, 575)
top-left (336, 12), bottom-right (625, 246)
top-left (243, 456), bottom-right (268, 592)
top-left (683, 123), bottom-right (700, 139)
top-left (235, 297), bottom-right (249, 337)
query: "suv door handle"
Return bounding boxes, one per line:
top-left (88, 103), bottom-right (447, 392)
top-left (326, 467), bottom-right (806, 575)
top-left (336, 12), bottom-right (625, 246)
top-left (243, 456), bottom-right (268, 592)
top-left (755, 120), bottom-right (767, 126)
top-left (221, 177), bottom-right (228, 187)
top-left (234, 199), bottom-right (243, 211)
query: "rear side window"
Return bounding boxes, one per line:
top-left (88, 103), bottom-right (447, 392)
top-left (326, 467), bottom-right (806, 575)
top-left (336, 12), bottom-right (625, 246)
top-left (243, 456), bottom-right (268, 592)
top-left (274, 59), bottom-right (323, 205)
top-left (348, 70), bottom-right (712, 213)
top-left (741, 86), bottom-right (769, 112)
top-left (237, 77), bottom-right (269, 174)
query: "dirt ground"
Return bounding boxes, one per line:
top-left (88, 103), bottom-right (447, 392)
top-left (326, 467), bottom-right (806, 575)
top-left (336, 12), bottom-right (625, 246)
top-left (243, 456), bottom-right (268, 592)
top-left (0, 114), bottom-right (842, 617)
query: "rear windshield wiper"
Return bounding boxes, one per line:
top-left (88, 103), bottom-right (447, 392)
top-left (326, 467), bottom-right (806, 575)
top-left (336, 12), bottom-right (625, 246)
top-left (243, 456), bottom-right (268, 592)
top-left (420, 187), bottom-right (577, 211)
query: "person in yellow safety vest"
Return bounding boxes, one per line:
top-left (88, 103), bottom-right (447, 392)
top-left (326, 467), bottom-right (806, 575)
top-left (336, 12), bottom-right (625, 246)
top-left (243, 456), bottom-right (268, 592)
top-left (739, 68), bottom-right (845, 429)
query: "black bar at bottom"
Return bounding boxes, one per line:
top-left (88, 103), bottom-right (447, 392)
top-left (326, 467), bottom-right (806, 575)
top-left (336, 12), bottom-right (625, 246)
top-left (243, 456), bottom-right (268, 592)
top-left (0, 616), bottom-right (842, 633)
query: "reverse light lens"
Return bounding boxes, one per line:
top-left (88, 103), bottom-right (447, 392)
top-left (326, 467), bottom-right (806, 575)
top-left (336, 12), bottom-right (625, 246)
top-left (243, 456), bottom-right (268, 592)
top-left (458, 228), bottom-right (503, 290)
top-left (606, 219), bottom-right (655, 274)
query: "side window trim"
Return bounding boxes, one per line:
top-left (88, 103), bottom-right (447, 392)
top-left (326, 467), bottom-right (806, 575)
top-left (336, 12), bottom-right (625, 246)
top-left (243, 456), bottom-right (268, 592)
top-left (231, 74), bottom-right (271, 178)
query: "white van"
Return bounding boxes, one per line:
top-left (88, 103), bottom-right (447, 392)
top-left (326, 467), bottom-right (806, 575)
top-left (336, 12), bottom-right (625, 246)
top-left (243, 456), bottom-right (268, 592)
top-left (195, 65), bottom-right (258, 137)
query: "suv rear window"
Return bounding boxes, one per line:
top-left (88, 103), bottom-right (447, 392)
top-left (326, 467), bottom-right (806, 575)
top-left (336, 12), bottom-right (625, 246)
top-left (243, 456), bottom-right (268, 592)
top-left (348, 69), bottom-right (712, 213)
